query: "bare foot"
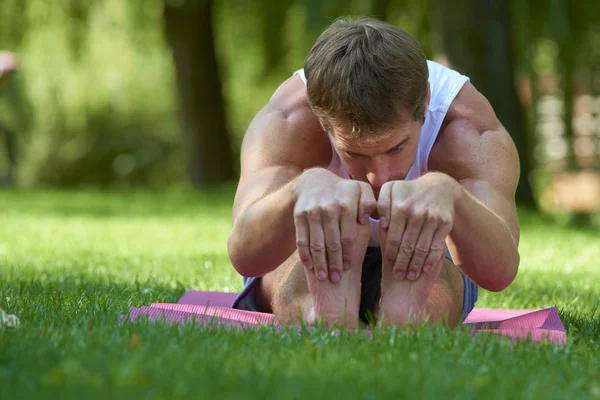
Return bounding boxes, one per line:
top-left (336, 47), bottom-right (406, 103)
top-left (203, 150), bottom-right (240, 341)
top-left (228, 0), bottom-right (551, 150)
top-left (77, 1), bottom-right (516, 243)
top-left (377, 254), bottom-right (443, 327)
top-left (303, 222), bottom-right (371, 328)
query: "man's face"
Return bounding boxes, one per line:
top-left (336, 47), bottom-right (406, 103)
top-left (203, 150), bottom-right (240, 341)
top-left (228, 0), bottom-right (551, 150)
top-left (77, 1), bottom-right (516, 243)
top-left (330, 118), bottom-right (423, 199)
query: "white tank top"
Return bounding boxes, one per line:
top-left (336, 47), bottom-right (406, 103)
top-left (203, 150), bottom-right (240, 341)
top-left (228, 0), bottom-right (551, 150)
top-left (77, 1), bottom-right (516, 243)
top-left (293, 60), bottom-right (469, 246)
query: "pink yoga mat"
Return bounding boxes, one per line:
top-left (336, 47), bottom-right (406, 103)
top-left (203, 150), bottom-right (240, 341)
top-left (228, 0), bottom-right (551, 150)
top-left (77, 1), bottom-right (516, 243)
top-left (125, 291), bottom-right (567, 345)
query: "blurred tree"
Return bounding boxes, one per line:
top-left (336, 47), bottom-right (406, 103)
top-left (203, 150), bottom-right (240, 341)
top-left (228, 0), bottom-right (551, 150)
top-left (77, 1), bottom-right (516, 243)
top-left (164, 0), bottom-right (235, 187)
top-left (548, 0), bottom-right (577, 171)
top-left (547, 1), bottom-right (599, 170)
top-left (0, 0), bottom-right (28, 48)
top-left (372, 0), bottom-right (392, 20)
top-left (546, 0), bottom-right (599, 225)
top-left (386, 0), bottom-right (433, 58)
top-left (432, 0), bottom-right (536, 205)
top-left (0, 0), bottom-right (595, 195)
top-left (510, 0), bottom-right (544, 149)
top-left (0, 0), bottom-right (28, 186)
top-left (65, 0), bottom-right (92, 58)
top-left (257, 0), bottom-right (294, 76)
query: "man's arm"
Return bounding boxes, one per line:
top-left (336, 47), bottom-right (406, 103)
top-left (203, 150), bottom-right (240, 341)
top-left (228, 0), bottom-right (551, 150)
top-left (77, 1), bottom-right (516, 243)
top-left (430, 84), bottom-right (521, 292)
top-left (227, 77), bottom-right (330, 278)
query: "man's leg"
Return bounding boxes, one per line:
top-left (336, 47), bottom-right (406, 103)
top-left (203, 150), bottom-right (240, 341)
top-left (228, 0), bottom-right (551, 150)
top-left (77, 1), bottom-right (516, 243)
top-left (256, 222), bottom-right (372, 328)
top-left (377, 255), bottom-right (466, 328)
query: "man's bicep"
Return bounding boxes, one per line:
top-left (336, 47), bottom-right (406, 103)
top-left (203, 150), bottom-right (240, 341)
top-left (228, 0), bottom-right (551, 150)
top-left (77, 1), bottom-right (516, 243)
top-left (460, 126), bottom-right (521, 243)
top-left (433, 83), bottom-right (521, 245)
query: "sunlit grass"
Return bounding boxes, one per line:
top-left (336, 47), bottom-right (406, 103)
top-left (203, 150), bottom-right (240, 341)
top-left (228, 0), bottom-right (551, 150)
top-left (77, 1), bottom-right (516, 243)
top-left (0, 187), bottom-right (599, 399)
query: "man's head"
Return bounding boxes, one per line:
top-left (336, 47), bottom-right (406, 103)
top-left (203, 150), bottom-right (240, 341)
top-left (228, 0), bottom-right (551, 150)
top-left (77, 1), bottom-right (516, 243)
top-left (304, 17), bottom-right (429, 192)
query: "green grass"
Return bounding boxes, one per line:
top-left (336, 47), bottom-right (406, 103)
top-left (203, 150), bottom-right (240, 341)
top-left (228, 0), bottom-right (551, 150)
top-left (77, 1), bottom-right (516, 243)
top-left (0, 187), bottom-right (599, 399)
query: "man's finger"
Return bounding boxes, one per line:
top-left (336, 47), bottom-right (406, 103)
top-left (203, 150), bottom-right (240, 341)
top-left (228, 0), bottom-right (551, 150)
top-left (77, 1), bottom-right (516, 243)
top-left (323, 206), bottom-right (343, 283)
top-left (422, 221), bottom-right (452, 274)
top-left (382, 206), bottom-right (406, 270)
top-left (406, 217), bottom-right (436, 281)
top-left (294, 212), bottom-right (312, 270)
top-left (358, 182), bottom-right (377, 224)
top-left (392, 214), bottom-right (424, 280)
top-left (308, 210), bottom-right (328, 280)
top-left (376, 182), bottom-right (393, 228)
top-left (339, 204), bottom-right (357, 272)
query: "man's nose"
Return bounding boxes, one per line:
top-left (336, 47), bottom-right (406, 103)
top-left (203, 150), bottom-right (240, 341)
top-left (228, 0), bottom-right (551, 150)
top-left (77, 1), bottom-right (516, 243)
top-left (366, 159), bottom-right (390, 191)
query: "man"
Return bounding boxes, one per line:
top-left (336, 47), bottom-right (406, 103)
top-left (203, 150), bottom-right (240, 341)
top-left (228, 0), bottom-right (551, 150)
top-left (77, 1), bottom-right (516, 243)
top-left (227, 17), bottom-right (520, 328)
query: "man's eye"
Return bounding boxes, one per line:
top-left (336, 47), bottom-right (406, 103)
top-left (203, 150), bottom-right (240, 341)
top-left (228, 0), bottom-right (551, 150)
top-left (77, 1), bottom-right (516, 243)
top-left (390, 146), bottom-right (403, 154)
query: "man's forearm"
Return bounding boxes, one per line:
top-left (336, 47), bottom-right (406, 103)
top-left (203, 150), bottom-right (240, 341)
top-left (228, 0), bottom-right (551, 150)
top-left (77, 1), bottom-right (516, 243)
top-left (227, 178), bottom-right (299, 278)
top-left (448, 185), bottom-right (520, 292)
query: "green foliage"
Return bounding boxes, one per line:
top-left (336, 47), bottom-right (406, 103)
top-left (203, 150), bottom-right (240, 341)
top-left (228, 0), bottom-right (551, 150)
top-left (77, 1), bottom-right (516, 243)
top-left (0, 0), bottom-right (182, 187)
top-left (0, 0), bottom-right (598, 190)
top-left (0, 189), bottom-right (599, 398)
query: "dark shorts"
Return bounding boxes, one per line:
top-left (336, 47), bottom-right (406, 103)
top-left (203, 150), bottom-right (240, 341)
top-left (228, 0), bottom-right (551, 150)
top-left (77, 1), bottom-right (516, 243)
top-left (231, 247), bottom-right (478, 322)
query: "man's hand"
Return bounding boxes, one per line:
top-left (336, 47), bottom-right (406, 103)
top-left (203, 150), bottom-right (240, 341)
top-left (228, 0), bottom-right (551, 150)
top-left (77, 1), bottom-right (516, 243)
top-left (293, 168), bottom-right (377, 283)
top-left (377, 172), bottom-right (460, 281)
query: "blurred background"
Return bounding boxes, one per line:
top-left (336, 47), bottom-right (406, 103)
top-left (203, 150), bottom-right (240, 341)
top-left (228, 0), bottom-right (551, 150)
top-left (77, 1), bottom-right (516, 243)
top-left (0, 0), bottom-right (599, 227)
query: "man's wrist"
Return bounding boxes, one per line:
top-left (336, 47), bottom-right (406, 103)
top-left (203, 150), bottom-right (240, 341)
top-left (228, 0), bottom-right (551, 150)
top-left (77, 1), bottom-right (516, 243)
top-left (419, 171), bottom-right (463, 205)
top-left (292, 167), bottom-right (333, 202)
top-left (447, 175), bottom-right (465, 210)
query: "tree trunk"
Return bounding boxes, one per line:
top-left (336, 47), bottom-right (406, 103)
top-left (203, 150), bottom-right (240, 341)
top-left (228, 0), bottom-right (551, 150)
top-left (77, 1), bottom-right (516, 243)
top-left (433, 0), bottom-right (536, 205)
top-left (259, 0), bottom-right (292, 76)
top-left (163, 0), bottom-right (235, 187)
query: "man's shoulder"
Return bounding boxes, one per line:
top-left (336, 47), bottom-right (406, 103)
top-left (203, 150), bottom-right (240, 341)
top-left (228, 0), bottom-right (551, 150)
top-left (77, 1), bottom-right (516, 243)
top-left (444, 81), bottom-right (500, 130)
top-left (240, 74), bottom-right (331, 170)
top-left (429, 81), bottom-right (510, 177)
